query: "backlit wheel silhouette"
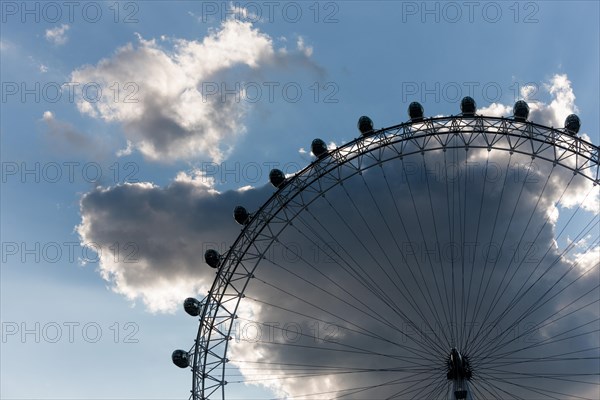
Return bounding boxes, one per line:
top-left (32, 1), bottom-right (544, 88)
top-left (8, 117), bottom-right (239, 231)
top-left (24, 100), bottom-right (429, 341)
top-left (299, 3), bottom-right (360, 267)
top-left (173, 98), bottom-right (599, 399)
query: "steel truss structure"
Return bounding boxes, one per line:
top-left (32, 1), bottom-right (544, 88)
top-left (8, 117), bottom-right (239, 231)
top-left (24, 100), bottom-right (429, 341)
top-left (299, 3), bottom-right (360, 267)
top-left (179, 114), bottom-right (599, 400)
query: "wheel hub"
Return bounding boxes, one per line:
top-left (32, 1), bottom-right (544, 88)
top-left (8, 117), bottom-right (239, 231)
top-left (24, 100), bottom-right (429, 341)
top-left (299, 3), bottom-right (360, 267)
top-left (447, 348), bottom-right (472, 380)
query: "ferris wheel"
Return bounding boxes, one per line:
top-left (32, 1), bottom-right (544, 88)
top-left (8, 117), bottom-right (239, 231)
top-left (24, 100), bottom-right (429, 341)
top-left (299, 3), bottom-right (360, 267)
top-left (172, 97), bottom-right (600, 400)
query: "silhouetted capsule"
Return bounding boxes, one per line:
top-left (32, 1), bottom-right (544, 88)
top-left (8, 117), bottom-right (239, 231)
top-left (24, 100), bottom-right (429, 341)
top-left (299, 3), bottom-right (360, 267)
top-left (172, 350), bottom-right (190, 368)
top-left (183, 297), bottom-right (202, 317)
top-left (357, 116), bottom-right (374, 135)
top-left (234, 206), bottom-right (250, 225)
top-left (565, 114), bottom-right (581, 134)
top-left (269, 169), bottom-right (286, 188)
top-left (454, 390), bottom-right (468, 400)
top-left (311, 138), bottom-right (328, 158)
top-left (408, 102), bottom-right (424, 121)
top-left (204, 249), bottom-right (220, 268)
top-left (513, 100), bottom-right (529, 121)
top-left (460, 96), bottom-right (476, 116)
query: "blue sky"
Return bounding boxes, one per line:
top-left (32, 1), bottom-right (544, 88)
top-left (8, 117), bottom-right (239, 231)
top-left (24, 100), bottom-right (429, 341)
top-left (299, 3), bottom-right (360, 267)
top-left (1, 1), bottom-right (599, 398)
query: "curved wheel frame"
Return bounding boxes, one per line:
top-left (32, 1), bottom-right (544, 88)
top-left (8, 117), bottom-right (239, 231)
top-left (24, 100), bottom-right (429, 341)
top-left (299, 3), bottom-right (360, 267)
top-left (186, 115), bottom-right (599, 400)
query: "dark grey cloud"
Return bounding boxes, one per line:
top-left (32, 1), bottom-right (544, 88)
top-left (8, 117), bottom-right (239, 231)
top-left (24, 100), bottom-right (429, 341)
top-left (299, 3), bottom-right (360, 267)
top-left (224, 147), bottom-right (598, 398)
top-left (77, 173), bottom-right (272, 311)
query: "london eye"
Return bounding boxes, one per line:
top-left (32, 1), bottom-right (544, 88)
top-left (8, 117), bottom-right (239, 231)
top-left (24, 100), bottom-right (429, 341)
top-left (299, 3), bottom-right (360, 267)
top-left (172, 98), bottom-right (600, 399)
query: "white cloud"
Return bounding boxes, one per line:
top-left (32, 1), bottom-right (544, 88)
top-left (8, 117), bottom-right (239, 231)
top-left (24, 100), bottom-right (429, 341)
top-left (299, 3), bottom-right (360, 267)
top-left (45, 24), bottom-right (70, 45)
top-left (69, 18), bottom-right (318, 163)
top-left (480, 74), bottom-right (579, 129)
top-left (116, 140), bottom-right (133, 157)
top-left (237, 184), bottom-right (254, 192)
top-left (520, 83), bottom-right (537, 99)
top-left (478, 102), bottom-right (512, 117)
top-left (297, 36), bottom-right (313, 57)
top-left (573, 246), bottom-right (600, 271)
top-left (230, 5), bottom-right (261, 21)
top-left (42, 110), bottom-right (54, 121)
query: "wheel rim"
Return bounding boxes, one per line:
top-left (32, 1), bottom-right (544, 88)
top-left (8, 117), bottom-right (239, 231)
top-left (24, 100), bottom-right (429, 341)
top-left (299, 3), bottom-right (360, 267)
top-left (181, 114), bottom-right (599, 399)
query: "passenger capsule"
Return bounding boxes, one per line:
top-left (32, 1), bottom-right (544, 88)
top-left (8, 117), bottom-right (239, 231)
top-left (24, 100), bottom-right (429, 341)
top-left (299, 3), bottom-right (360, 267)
top-left (311, 138), bottom-right (328, 158)
top-left (172, 349), bottom-right (190, 368)
top-left (513, 100), bottom-right (530, 121)
top-left (408, 102), bottom-right (424, 121)
top-left (454, 390), bottom-right (468, 400)
top-left (204, 249), bottom-right (220, 268)
top-left (460, 96), bottom-right (476, 116)
top-left (565, 114), bottom-right (581, 134)
top-left (234, 206), bottom-right (250, 225)
top-left (269, 169), bottom-right (286, 188)
top-left (357, 116), bottom-right (374, 135)
top-left (183, 297), bottom-right (202, 317)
